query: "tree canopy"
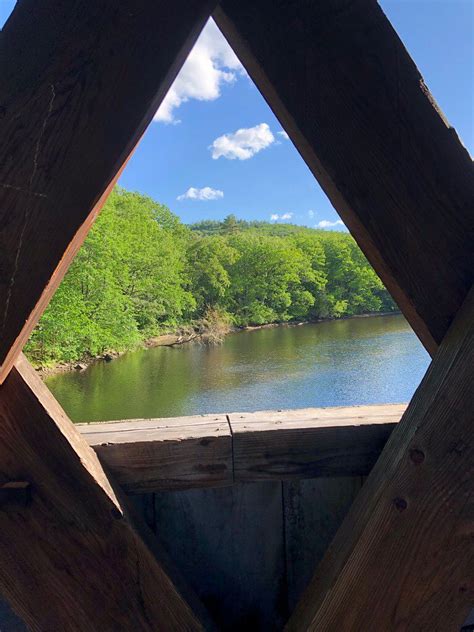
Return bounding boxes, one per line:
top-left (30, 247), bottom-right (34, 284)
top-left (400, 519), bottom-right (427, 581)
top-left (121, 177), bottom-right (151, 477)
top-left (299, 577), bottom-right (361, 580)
top-left (26, 189), bottom-right (396, 365)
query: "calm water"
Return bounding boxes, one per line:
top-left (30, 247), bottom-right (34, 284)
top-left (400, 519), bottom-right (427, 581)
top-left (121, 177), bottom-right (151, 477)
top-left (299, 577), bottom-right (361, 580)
top-left (45, 314), bottom-right (430, 422)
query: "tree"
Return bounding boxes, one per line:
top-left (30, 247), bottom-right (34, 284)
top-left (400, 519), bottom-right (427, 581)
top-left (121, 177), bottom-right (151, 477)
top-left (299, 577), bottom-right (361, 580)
top-left (26, 188), bottom-right (397, 366)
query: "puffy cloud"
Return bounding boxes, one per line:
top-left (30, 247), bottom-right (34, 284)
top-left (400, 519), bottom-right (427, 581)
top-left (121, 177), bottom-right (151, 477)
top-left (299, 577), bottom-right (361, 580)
top-left (308, 210), bottom-right (315, 218)
top-left (155, 18), bottom-right (243, 123)
top-left (177, 186), bottom-right (224, 201)
top-left (210, 123), bottom-right (275, 160)
top-left (316, 219), bottom-right (345, 229)
top-left (278, 130), bottom-right (289, 140)
top-left (270, 212), bottom-right (293, 221)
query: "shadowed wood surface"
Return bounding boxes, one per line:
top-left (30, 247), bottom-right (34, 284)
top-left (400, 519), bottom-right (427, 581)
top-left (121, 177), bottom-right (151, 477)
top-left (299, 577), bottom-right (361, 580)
top-left (230, 405), bottom-right (404, 481)
top-left (283, 478), bottom-right (365, 614)
top-left (77, 404), bottom-right (404, 493)
top-left (154, 482), bottom-right (287, 631)
top-left (287, 288), bottom-right (474, 631)
top-left (0, 0), bottom-right (215, 383)
top-left (0, 355), bottom-right (206, 631)
top-left (215, 0), bottom-right (474, 355)
top-left (81, 414), bottom-right (233, 493)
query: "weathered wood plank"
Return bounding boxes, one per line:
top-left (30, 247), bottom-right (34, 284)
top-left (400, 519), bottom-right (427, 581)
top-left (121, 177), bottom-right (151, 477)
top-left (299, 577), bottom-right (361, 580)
top-left (215, 0), bottom-right (474, 355)
top-left (230, 404), bottom-right (404, 481)
top-left (0, 355), bottom-right (206, 631)
top-left (154, 482), bottom-right (287, 631)
top-left (287, 288), bottom-right (474, 631)
top-left (0, 0), bottom-right (215, 382)
top-left (80, 415), bottom-right (233, 493)
top-left (78, 404), bottom-right (403, 492)
top-left (283, 477), bottom-right (364, 614)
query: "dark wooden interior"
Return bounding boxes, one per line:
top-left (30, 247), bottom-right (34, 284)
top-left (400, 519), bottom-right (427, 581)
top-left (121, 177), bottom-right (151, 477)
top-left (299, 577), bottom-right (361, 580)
top-left (0, 1), bottom-right (472, 630)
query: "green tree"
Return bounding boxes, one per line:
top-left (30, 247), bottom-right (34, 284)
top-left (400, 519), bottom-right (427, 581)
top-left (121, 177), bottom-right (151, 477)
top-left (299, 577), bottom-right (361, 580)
top-left (186, 235), bottom-right (239, 314)
top-left (26, 188), bottom-right (397, 367)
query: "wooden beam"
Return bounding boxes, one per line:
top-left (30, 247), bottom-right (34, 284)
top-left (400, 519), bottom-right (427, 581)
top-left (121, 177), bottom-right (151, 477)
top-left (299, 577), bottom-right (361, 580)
top-left (286, 287), bottom-right (474, 631)
top-left (214, 0), bottom-right (474, 355)
top-left (230, 404), bottom-right (404, 481)
top-left (0, 355), bottom-right (207, 631)
top-left (0, 0), bottom-right (215, 383)
top-left (81, 414), bottom-right (233, 493)
top-left (77, 404), bottom-right (404, 492)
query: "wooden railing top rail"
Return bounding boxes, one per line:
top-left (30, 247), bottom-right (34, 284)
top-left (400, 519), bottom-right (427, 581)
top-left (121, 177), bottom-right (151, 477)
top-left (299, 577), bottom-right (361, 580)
top-left (77, 403), bottom-right (406, 494)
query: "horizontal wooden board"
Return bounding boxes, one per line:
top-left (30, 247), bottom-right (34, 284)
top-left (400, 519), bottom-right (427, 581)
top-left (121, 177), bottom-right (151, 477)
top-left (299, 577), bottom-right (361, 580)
top-left (79, 415), bottom-right (233, 494)
top-left (78, 404), bottom-right (404, 492)
top-left (230, 404), bottom-right (405, 481)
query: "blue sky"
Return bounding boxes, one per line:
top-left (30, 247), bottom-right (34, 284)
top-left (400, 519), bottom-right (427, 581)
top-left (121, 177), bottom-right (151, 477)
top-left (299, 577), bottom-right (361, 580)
top-left (1, 1), bottom-right (472, 229)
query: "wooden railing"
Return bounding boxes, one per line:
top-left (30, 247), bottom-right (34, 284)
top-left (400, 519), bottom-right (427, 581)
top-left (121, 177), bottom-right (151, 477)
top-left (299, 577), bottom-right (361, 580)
top-left (77, 403), bottom-right (406, 494)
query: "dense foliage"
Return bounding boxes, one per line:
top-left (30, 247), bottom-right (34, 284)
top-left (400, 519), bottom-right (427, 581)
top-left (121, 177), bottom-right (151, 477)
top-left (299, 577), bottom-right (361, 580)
top-left (26, 189), bottom-right (396, 365)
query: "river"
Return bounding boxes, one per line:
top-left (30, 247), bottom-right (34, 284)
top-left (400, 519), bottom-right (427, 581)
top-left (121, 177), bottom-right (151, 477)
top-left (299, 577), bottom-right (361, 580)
top-left (45, 314), bottom-right (430, 423)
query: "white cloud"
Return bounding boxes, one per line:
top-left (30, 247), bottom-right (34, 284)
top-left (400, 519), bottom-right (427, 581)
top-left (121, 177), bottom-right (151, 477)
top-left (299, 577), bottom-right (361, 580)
top-left (270, 212), bottom-right (293, 221)
top-left (211, 123), bottom-right (275, 160)
top-left (316, 219), bottom-right (345, 229)
top-left (308, 210), bottom-right (315, 218)
top-left (155, 18), bottom-right (244, 123)
top-left (177, 186), bottom-right (224, 201)
top-left (278, 130), bottom-right (289, 140)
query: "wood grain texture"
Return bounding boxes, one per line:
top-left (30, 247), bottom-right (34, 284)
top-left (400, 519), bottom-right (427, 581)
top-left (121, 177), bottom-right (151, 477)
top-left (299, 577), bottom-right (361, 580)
top-left (287, 287), bottom-right (474, 631)
top-left (0, 355), bottom-right (206, 631)
top-left (283, 478), bottom-right (365, 614)
top-left (215, 0), bottom-right (474, 355)
top-left (0, 0), bottom-right (215, 382)
top-left (154, 482), bottom-right (287, 631)
top-left (80, 415), bottom-right (233, 493)
top-left (78, 404), bottom-right (403, 492)
top-left (230, 404), bottom-right (404, 481)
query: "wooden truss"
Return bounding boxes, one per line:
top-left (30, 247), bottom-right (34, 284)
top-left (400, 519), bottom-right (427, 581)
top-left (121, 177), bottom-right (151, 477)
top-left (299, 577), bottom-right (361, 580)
top-left (0, 1), bottom-right (472, 630)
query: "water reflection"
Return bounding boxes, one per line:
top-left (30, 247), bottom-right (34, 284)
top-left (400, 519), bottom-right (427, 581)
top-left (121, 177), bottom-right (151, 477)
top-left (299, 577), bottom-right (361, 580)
top-left (46, 314), bottom-right (430, 422)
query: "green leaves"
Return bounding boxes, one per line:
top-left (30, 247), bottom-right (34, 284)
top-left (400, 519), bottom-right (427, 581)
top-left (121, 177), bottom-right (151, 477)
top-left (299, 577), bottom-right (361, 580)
top-left (26, 189), bottom-right (397, 366)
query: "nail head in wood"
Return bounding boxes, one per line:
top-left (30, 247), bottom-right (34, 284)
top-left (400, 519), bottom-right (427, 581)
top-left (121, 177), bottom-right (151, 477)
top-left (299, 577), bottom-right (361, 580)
top-left (409, 448), bottom-right (425, 465)
top-left (393, 497), bottom-right (408, 512)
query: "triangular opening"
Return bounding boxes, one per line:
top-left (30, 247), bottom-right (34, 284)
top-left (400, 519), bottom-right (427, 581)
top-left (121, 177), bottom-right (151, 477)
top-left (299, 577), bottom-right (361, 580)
top-left (29, 17), bottom-right (428, 423)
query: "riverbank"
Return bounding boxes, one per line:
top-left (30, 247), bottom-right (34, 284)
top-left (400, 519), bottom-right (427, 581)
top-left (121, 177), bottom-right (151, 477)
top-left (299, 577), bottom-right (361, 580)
top-left (43, 314), bottom-right (425, 423)
top-left (35, 311), bottom-right (399, 378)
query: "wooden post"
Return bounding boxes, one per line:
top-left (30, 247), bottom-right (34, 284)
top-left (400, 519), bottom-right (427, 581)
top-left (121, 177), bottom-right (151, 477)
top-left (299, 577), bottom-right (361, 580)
top-left (214, 0), bottom-right (474, 355)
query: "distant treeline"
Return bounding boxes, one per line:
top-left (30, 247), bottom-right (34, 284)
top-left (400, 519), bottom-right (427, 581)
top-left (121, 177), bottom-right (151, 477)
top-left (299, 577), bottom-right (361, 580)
top-left (26, 188), bottom-right (396, 365)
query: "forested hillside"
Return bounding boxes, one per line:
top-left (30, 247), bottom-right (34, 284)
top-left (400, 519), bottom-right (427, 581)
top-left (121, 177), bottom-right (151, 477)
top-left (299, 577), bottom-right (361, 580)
top-left (26, 188), bottom-right (396, 366)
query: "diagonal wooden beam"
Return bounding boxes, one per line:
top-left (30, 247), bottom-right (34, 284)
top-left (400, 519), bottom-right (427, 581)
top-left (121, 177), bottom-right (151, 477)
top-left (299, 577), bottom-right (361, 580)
top-left (0, 355), bottom-right (209, 631)
top-left (0, 0), bottom-right (215, 383)
top-left (214, 0), bottom-right (474, 356)
top-left (285, 286), bottom-right (474, 631)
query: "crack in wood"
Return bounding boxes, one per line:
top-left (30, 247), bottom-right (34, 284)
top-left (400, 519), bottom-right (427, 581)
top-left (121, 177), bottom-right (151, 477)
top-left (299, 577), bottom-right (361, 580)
top-left (1, 84), bottom-right (55, 339)
top-left (0, 183), bottom-right (47, 198)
